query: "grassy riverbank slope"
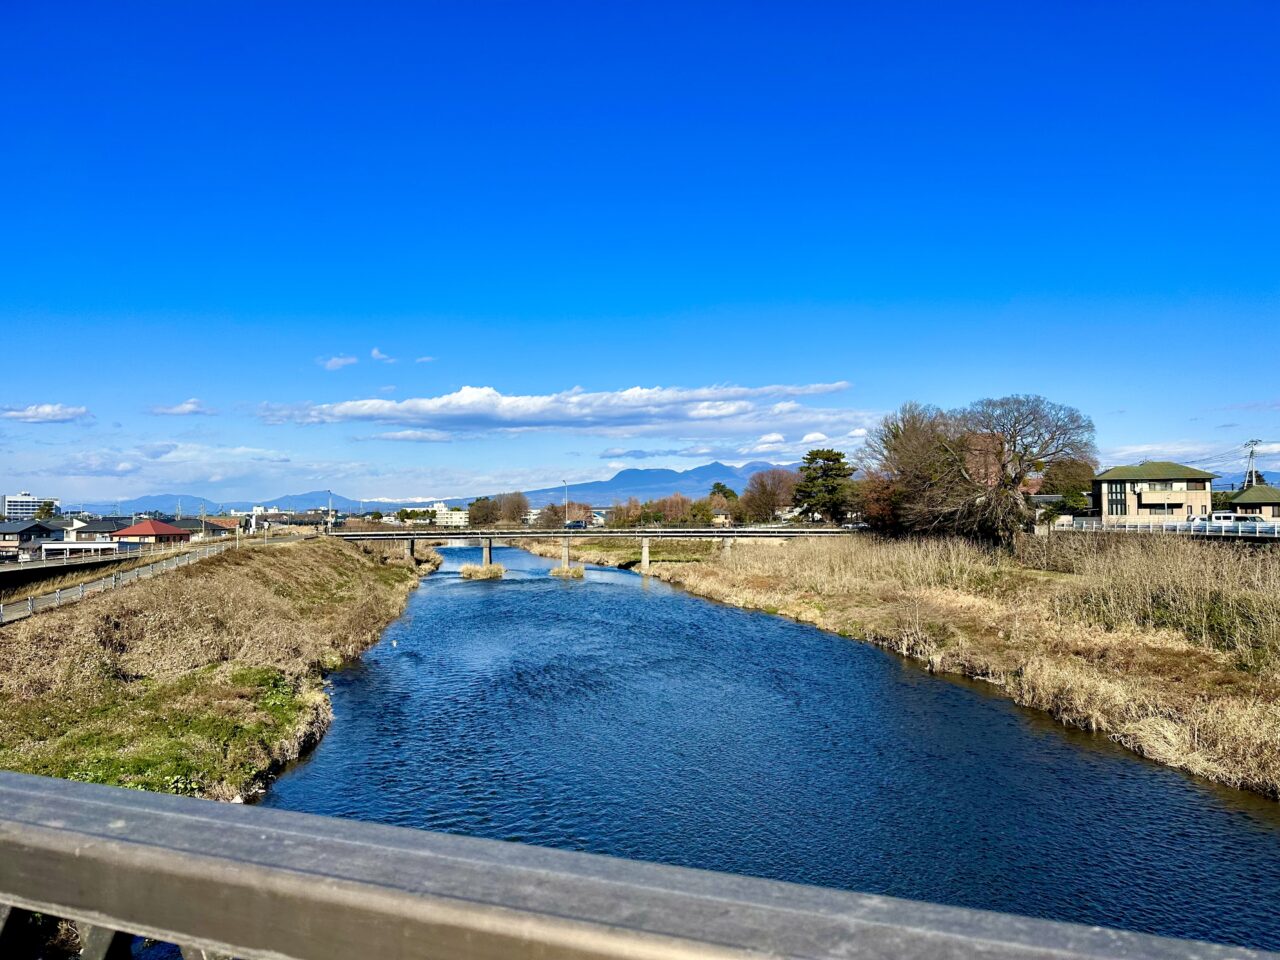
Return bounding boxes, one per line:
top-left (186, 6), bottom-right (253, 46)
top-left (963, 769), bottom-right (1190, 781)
top-left (530, 534), bottom-right (1280, 798)
top-left (0, 538), bottom-right (439, 800)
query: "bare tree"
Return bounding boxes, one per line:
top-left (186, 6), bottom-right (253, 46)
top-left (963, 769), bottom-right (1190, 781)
top-left (949, 395), bottom-right (1096, 543)
top-left (862, 396), bottom-right (1096, 544)
top-left (494, 491), bottom-right (530, 525)
top-left (739, 468), bottom-right (799, 522)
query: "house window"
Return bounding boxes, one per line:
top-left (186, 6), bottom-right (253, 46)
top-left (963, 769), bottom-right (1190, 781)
top-left (1107, 482), bottom-right (1127, 516)
top-left (1273, 506), bottom-right (1279, 518)
top-left (1148, 481), bottom-right (1173, 491)
top-left (1147, 504), bottom-right (1174, 516)
top-left (1187, 480), bottom-right (1207, 491)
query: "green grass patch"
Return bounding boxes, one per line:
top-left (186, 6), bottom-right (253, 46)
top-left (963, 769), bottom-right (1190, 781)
top-left (0, 665), bottom-right (313, 796)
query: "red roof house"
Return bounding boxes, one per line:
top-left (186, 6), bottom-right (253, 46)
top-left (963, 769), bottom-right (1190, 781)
top-left (108, 519), bottom-right (192, 543)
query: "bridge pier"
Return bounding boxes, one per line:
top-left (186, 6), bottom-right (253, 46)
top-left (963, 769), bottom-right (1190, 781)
top-left (640, 537), bottom-right (650, 574)
top-left (482, 538), bottom-right (493, 566)
top-left (404, 539), bottom-right (416, 560)
top-left (721, 536), bottom-right (733, 559)
top-left (561, 537), bottom-right (571, 568)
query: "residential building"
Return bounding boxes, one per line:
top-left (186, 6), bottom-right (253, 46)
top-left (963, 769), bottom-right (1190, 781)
top-left (1229, 484), bottom-right (1280, 519)
top-left (1, 492), bottom-right (60, 520)
top-left (109, 519), bottom-right (192, 545)
top-left (434, 507), bottom-right (470, 528)
top-left (170, 518), bottom-right (236, 540)
top-left (71, 518), bottom-right (133, 542)
top-left (427, 501), bottom-right (469, 527)
top-left (43, 517), bottom-right (83, 538)
top-left (0, 520), bottom-right (64, 559)
top-left (1091, 462), bottom-right (1215, 521)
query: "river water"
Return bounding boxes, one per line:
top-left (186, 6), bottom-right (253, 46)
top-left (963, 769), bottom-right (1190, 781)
top-left (262, 546), bottom-right (1280, 950)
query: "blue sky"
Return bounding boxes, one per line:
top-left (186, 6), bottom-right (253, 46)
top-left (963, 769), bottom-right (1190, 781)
top-left (2, 2), bottom-right (1278, 501)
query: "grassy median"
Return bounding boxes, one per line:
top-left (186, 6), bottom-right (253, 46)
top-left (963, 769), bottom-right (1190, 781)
top-left (0, 537), bottom-right (438, 799)
top-left (534, 533), bottom-right (1280, 799)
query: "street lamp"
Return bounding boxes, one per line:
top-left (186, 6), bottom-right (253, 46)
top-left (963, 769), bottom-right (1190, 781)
top-left (563, 480), bottom-right (569, 528)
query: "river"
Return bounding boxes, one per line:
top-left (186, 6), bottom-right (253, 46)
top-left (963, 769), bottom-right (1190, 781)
top-left (262, 546), bottom-right (1280, 950)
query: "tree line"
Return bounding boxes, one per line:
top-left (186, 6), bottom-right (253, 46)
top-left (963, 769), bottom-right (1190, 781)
top-left (605, 394), bottom-right (1097, 545)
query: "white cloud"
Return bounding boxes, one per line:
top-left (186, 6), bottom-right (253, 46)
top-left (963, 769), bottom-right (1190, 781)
top-left (373, 429), bottom-right (454, 443)
top-left (63, 452), bottom-right (139, 476)
top-left (260, 382), bottom-right (862, 439)
top-left (600, 428), bottom-right (870, 463)
top-left (151, 397), bottom-right (215, 416)
top-left (371, 347), bottom-right (396, 363)
top-left (319, 355), bottom-right (358, 371)
top-left (0, 403), bottom-right (91, 423)
top-left (415, 356), bottom-right (435, 363)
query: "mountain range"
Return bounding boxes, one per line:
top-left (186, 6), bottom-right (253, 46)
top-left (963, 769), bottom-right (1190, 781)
top-left (70, 462), bottom-right (794, 516)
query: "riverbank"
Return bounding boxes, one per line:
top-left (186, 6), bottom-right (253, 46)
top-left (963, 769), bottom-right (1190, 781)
top-left (528, 535), bottom-right (1280, 799)
top-left (0, 538), bottom-right (440, 800)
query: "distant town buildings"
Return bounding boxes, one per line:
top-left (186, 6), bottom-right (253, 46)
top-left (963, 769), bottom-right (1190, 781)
top-left (1, 492), bottom-right (60, 520)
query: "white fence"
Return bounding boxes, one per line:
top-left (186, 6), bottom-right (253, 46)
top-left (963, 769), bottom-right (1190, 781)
top-left (1068, 518), bottom-right (1280, 539)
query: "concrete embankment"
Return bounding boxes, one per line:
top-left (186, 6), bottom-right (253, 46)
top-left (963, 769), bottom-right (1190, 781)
top-left (0, 538), bottom-right (441, 801)
top-left (526, 536), bottom-right (1280, 800)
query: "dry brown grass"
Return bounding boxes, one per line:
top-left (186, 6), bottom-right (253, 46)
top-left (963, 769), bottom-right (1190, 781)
top-left (0, 538), bottom-right (427, 799)
top-left (1019, 533), bottom-right (1280, 668)
top-left (460, 563), bottom-right (505, 579)
top-left (551, 534), bottom-right (1280, 799)
top-left (550, 565), bottom-right (585, 579)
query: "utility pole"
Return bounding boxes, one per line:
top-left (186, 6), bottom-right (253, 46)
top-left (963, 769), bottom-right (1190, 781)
top-left (563, 480), bottom-right (569, 528)
top-left (1244, 440), bottom-right (1262, 489)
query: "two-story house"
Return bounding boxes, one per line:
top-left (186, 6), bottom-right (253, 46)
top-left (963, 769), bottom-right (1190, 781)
top-left (1230, 484), bottom-right (1280, 520)
top-left (1091, 462), bottom-right (1215, 521)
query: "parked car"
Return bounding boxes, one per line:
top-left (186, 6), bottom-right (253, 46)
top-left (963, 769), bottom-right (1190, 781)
top-left (564, 519), bottom-right (587, 530)
top-left (1209, 512), bottom-right (1266, 524)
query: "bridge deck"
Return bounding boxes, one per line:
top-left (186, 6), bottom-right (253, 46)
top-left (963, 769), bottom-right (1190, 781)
top-left (331, 526), bottom-right (853, 540)
top-left (1, 771), bottom-right (1269, 960)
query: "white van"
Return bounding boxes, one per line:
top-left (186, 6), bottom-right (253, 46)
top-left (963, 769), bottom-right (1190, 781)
top-left (1207, 512), bottom-right (1265, 524)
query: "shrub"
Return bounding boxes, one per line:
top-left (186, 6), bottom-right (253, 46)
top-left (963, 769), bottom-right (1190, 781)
top-left (459, 563), bottom-right (504, 580)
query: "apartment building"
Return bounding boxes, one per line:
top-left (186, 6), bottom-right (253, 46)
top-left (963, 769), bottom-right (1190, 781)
top-left (1090, 462), bottom-right (1214, 521)
top-left (1, 492), bottom-right (60, 520)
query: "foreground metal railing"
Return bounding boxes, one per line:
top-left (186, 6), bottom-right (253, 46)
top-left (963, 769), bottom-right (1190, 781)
top-left (0, 773), bottom-right (1273, 960)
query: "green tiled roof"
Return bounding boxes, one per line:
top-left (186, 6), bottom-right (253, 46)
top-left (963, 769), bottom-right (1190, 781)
top-left (1094, 461), bottom-right (1217, 481)
top-left (1230, 484), bottom-right (1280, 504)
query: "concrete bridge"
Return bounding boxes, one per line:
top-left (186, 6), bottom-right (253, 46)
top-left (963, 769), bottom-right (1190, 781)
top-left (1, 770), bottom-right (1267, 960)
top-left (330, 526), bottom-right (854, 572)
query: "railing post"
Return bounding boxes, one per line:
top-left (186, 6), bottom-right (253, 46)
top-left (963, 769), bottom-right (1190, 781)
top-left (77, 922), bottom-right (135, 960)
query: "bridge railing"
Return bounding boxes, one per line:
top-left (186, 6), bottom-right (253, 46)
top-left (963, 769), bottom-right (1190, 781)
top-left (0, 771), bottom-right (1269, 960)
top-left (331, 526), bottom-right (853, 539)
top-left (1069, 518), bottom-right (1280, 538)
